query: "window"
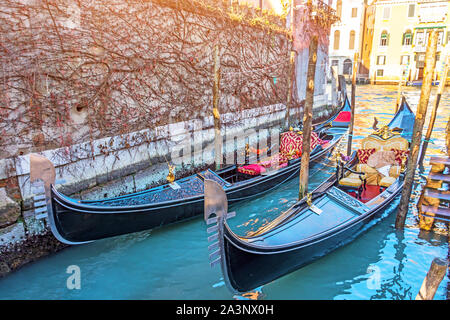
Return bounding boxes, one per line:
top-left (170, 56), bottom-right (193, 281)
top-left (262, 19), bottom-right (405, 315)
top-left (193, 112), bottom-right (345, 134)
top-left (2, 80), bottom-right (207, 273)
top-left (377, 56), bottom-right (386, 65)
top-left (408, 4), bottom-right (415, 18)
top-left (437, 31), bottom-right (444, 46)
top-left (380, 31), bottom-right (389, 46)
top-left (383, 7), bottom-right (391, 20)
top-left (377, 69), bottom-right (384, 77)
top-left (332, 60), bottom-right (339, 67)
top-left (336, 0), bottom-right (342, 19)
top-left (352, 8), bottom-right (358, 18)
top-left (349, 30), bottom-right (356, 50)
top-left (401, 55), bottom-right (410, 65)
top-left (416, 31), bottom-right (425, 46)
top-left (334, 30), bottom-right (340, 50)
top-left (416, 53), bottom-right (425, 68)
top-left (343, 59), bottom-right (353, 75)
top-left (402, 30), bottom-right (412, 46)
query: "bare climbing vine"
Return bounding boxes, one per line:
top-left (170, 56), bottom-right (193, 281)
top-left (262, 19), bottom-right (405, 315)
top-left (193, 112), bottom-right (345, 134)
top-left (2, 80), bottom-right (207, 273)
top-left (0, 0), bottom-right (292, 161)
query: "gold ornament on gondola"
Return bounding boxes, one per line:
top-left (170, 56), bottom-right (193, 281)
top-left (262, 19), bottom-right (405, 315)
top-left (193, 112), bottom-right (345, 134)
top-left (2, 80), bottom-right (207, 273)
top-left (306, 193), bottom-right (313, 207)
top-left (331, 143), bottom-right (343, 165)
top-left (373, 125), bottom-right (399, 140)
top-left (166, 164), bottom-right (176, 184)
top-left (400, 154), bottom-right (407, 172)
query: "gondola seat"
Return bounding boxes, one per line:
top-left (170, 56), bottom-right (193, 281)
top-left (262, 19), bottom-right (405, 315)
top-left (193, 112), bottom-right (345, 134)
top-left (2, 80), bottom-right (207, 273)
top-left (355, 164), bottom-right (380, 185)
top-left (379, 165), bottom-right (402, 188)
top-left (340, 129), bottom-right (409, 191)
top-left (238, 164), bottom-right (267, 176)
top-left (379, 176), bottom-right (396, 188)
top-left (339, 172), bottom-right (367, 188)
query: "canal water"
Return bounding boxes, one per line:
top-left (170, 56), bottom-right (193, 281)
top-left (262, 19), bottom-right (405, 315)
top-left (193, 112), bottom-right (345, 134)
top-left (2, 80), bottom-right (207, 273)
top-left (0, 85), bottom-right (449, 300)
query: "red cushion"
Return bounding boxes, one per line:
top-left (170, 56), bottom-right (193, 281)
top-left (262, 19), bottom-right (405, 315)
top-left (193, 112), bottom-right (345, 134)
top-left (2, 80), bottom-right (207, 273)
top-left (278, 153), bottom-right (290, 164)
top-left (391, 148), bottom-right (409, 165)
top-left (357, 148), bottom-right (376, 164)
top-left (280, 132), bottom-right (303, 155)
top-left (334, 111), bottom-right (352, 123)
top-left (238, 164), bottom-right (267, 176)
top-left (280, 131), bottom-right (321, 159)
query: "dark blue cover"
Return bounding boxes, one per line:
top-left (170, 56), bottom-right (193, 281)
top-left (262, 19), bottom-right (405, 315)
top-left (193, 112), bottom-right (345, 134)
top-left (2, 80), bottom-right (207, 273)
top-left (331, 95), bottom-right (352, 127)
top-left (388, 97), bottom-right (415, 140)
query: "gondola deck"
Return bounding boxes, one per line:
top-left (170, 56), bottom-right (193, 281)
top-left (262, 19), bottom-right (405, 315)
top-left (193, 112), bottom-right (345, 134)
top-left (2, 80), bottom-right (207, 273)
top-left (249, 189), bottom-right (365, 247)
top-left (81, 169), bottom-right (230, 207)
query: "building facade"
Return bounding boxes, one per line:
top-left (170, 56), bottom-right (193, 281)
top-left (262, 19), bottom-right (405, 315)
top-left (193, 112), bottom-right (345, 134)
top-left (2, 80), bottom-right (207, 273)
top-left (328, 0), bottom-right (370, 79)
top-left (370, 0), bottom-right (450, 84)
top-left (359, 2), bottom-right (376, 78)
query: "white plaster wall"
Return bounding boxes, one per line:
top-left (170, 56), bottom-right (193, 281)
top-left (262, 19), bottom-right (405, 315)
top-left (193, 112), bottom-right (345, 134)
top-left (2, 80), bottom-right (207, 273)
top-left (328, 0), bottom-right (366, 75)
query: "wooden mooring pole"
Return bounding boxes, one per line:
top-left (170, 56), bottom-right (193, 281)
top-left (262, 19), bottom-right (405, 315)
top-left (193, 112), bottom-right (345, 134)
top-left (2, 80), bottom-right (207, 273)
top-left (446, 117), bottom-right (450, 156)
top-left (395, 30), bottom-right (439, 229)
top-left (416, 257), bottom-right (448, 300)
top-left (299, 35), bottom-right (318, 200)
top-left (331, 65), bottom-right (338, 107)
top-left (395, 64), bottom-right (408, 113)
top-left (419, 55), bottom-right (449, 165)
top-left (285, 51), bottom-right (296, 130)
top-left (448, 236), bottom-right (450, 300)
top-left (213, 45), bottom-right (222, 170)
top-left (347, 52), bottom-right (359, 156)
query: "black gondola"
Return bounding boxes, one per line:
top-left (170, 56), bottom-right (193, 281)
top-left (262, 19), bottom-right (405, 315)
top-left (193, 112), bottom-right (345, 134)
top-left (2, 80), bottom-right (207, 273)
top-left (30, 97), bottom-right (353, 244)
top-left (203, 99), bottom-right (416, 294)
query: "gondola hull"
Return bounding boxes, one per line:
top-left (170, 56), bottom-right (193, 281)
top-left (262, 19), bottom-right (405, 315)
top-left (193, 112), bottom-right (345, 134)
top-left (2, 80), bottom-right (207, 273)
top-left (49, 139), bottom-right (340, 243)
top-left (205, 98), bottom-right (418, 294)
top-left (219, 178), bottom-right (403, 293)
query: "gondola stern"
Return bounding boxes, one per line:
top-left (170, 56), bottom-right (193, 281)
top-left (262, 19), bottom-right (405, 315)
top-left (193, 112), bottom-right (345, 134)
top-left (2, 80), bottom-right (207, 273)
top-left (204, 179), bottom-right (242, 294)
top-left (388, 95), bottom-right (415, 138)
top-left (29, 153), bottom-right (89, 245)
top-left (330, 94), bottom-right (352, 128)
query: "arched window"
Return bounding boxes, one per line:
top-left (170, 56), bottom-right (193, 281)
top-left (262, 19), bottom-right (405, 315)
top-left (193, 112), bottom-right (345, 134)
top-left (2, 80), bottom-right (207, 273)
top-left (334, 30), bottom-right (340, 50)
top-left (402, 30), bottom-right (412, 46)
top-left (380, 30), bottom-right (389, 46)
top-left (336, 0), bottom-right (342, 19)
top-left (343, 59), bottom-right (353, 75)
top-left (349, 30), bottom-right (356, 50)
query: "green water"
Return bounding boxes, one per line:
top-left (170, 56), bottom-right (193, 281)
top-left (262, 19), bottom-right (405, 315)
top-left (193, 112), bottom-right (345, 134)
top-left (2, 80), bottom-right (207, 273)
top-left (0, 85), bottom-right (448, 300)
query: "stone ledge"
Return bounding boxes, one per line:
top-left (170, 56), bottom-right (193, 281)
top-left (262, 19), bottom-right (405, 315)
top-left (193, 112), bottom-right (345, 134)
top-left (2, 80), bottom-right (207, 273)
top-left (0, 188), bottom-right (20, 228)
top-left (0, 229), bottom-right (67, 278)
top-left (0, 222), bottom-right (25, 245)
